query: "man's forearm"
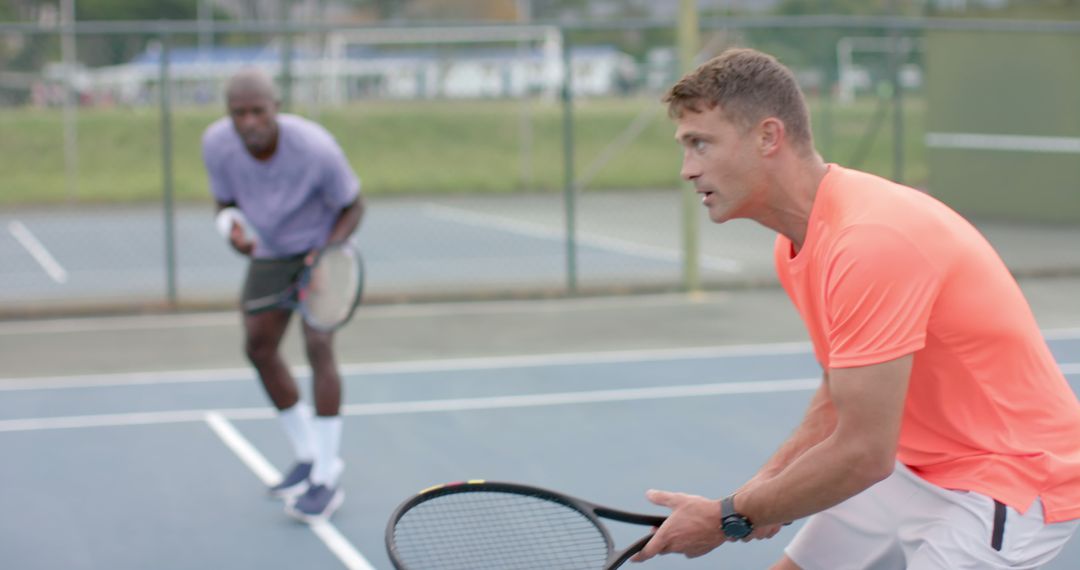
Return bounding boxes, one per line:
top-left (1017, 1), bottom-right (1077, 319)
top-left (739, 378), bottom-right (836, 491)
top-left (736, 427), bottom-right (890, 528)
top-left (736, 357), bottom-right (911, 528)
top-left (328, 198), bottom-right (364, 244)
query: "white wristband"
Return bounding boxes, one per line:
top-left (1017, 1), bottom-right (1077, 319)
top-left (215, 207), bottom-right (252, 241)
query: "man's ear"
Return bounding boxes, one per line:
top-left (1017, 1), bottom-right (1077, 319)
top-left (759, 117), bottom-right (785, 156)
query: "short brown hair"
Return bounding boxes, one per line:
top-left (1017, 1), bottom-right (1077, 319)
top-left (664, 48), bottom-right (813, 150)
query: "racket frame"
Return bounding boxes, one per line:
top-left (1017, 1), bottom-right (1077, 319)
top-left (240, 242), bottom-right (364, 331)
top-left (297, 241), bottom-right (365, 331)
top-left (385, 480), bottom-right (667, 570)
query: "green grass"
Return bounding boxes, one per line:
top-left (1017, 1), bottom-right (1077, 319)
top-left (0, 96), bottom-right (926, 205)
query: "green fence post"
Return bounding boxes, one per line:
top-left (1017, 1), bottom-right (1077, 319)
top-left (160, 34), bottom-right (178, 307)
top-left (61, 0), bottom-right (79, 202)
top-left (282, 27), bottom-right (294, 112)
top-left (678, 0), bottom-right (701, 293)
top-left (561, 30), bottom-right (578, 294)
top-left (888, 3), bottom-right (905, 183)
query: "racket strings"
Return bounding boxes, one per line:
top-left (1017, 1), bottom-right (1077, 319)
top-left (304, 249), bottom-right (360, 328)
top-left (392, 491), bottom-right (610, 569)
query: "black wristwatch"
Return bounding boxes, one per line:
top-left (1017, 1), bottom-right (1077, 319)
top-left (720, 494), bottom-right (754, 539)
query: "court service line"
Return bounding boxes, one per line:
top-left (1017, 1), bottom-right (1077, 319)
top-left (204, 413), bottom-right (376, 570)
top-left (423, 203), bottom-right (742, 273)
top-left (4, 344), bottom-right (1079, 394)
top-left (5, 304), bottom-right (1080, 340)
top-left (0, 377), bottom-right (821, 433)
top-left (0, 292), bottom-right (731, 336)
top-left (925, 132), bottom-right (1080, 154)
top-left (8, 220), bottom-right (69, 284)
top-left (8, 367), bottom-right (1080, 434)
top-left (1044, 328), bottom-right (1080, 340)
top-left (0, 342), bottom-right (814, 391)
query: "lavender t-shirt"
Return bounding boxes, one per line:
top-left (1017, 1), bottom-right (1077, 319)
top-left (202, 114), bottom-right (360, 258)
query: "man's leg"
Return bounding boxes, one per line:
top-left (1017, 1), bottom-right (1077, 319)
top-left (245, 308), bottom-right (317, 499)
top-left (244, 308), bottom-right (298, 409)
top-left (780, 464), bottom-right (909, 570)
top-left (770, 556), bottom-right (803, 570)
top-left (286, 323), bottom-right (345, 522)
top-left (896, 476), bottom-right (1080, 569)
top-left (304, 325), bottom-right (342, 417)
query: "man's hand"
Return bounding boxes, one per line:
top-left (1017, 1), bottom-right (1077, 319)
top-left (631, 490), bottom-right (726, 562)
top-left (740, 522), bottom-right (785, 542)
top-left (229, 222), bottom-right (255, 256)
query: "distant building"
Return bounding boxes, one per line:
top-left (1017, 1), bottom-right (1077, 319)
top-left (78, 39), bottom-right (640, 106)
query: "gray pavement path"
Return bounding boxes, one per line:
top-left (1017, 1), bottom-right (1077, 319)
top-left (3, 274), bottom-right (1080, 379)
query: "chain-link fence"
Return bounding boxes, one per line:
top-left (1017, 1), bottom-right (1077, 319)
top-left (2, 16), bottom-right (1077, 315)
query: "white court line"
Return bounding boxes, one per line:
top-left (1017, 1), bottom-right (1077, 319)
top-left (925, 132), bottom-right (1080, 154)
top-left (8, 220), bottom-right (69, 284)
top-left (0, 292), bottom-right (731, 336)
top-left (5, 299), bottom-right (1080, 340)
top-left (0, 377), bottom-right (821, 433)
top-left (1044, 328), bottom-right (1080, 340)
top-left (6, 364), bottom-right (1079, 434)
top-left (0, 342), bottom-right (814, 391)
top-left (204, 412), bottom-right (376, 570)
top-left (5, 339), bottom-right (1080, 394)
top-left (203, 412), bottom-right (280, 485)
top-left (423, 203), bottom-right (742, 273)
top-left (309, 523), bottom-right (377, 570)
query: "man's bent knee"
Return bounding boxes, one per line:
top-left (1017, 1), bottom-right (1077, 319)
top-left (245, 336), bottom-right (280, 366)
top-left (303, 328), bottom-right (335, 361)
top-left (770, 555), bottom-right (802, 570)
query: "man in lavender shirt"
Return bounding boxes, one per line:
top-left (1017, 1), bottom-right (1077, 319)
top-left (202, 68), bottom-right (364, 523)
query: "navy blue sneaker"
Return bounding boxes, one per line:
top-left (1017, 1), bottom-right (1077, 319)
top-left (268, 461), bottom-right (312, 499)
top-left (286, 484), bottom-right (344, 523)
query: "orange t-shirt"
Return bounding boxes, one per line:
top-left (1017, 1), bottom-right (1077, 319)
top-left (774, 164), bottom-right (1080, 523)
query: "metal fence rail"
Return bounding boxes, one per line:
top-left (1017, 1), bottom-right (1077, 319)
top-left (1, 16), bottom-right (1075, 316)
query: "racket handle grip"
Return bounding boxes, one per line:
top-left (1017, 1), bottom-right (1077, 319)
top-left (606, 533), bottom-right (654, 570)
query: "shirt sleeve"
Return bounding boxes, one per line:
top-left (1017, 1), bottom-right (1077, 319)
top-left (823, 225), bottom-right (942, 368)
top-left (202, 133), bottom-right (233, 204)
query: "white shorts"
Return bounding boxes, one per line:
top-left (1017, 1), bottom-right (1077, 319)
top-left (785, 462), bottom-right (1079, 570)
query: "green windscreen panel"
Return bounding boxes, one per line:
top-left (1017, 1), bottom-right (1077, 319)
top-left (925, 31), bottom-right (1080, 222)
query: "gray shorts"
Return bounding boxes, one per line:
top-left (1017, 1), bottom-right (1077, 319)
top-left (785, 462), bottom-right (1079, 569)
top-left (241, 254), bottom-right (307, 314)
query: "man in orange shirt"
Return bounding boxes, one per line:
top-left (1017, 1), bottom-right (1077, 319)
top-left (632, 48), bottom-right (1080, 569)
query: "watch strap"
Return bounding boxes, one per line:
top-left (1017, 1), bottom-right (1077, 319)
top-left (719, 493), bottom-right (753, 539)
top-left (720, 494), bottom-right (737, 519)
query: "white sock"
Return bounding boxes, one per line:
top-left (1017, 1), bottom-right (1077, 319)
top-left (311, 415), bottom-right (344, 487)
top-left (277, 402), bottom-right (315, 463)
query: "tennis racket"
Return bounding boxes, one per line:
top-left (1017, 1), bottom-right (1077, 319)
top-left (385, 480), bottom-right (667, 570)
top-left (243, 242), bottom-right (364, 331)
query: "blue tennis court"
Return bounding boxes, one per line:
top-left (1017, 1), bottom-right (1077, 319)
top-left (3, 318), bottom-right (1080, 570)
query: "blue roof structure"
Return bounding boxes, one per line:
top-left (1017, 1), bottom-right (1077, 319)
top-left (129, 45), bottom-right (315, 66)
top-left (128, 43), bottom-right (623, 67)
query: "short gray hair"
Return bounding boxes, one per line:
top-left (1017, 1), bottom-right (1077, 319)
top-left (225, 67), bottom-right (278, 102)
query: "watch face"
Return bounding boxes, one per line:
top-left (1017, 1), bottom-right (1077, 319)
top-left (723, 517), bottom-right (752, 539)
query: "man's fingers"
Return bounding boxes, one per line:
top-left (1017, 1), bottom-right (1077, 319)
top-left (631, 534), bottom-right (664, 563)
top-left (645, 489), bottom-right (679, 508)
